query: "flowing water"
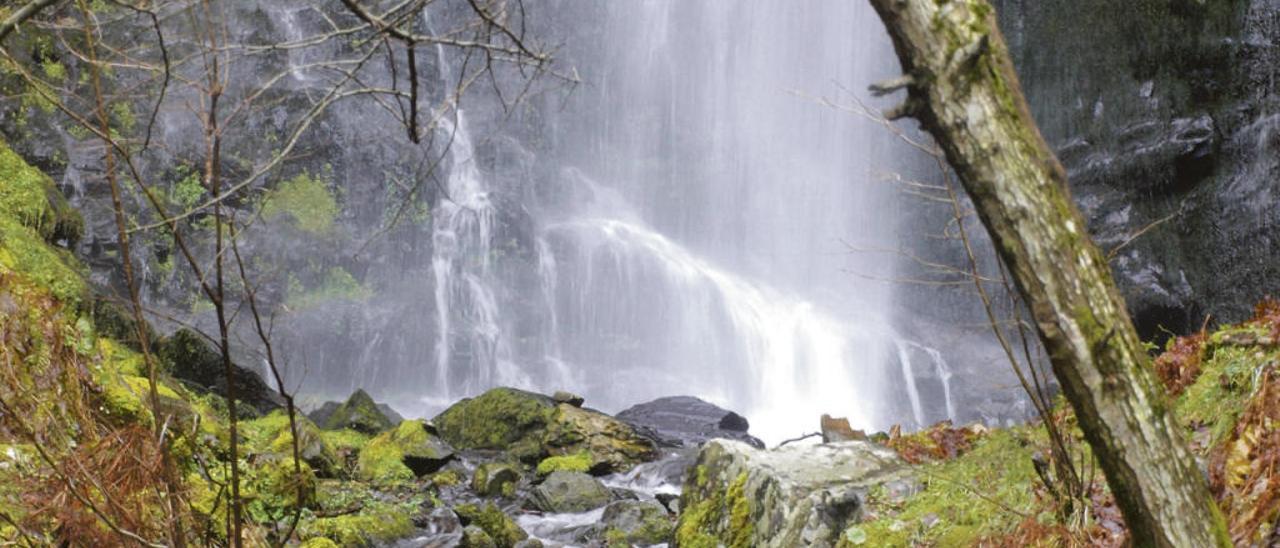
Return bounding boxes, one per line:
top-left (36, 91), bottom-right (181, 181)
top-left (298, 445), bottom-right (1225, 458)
top-left (361, 0), bottom-right (953, 443)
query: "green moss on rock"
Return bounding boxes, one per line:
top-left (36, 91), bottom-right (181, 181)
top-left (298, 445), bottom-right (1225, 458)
top-left (297, 497), bottom-right (416, 546)
top-left (454, 503), bottom-right (528, 547)
top-left (535, 451), bottom-right (591, 476)
top-left (322, 389), bottom-right (393, 434)
top-left (356, 419), bottom-right (454, 483)
top-left (472, 462), bottom-right (521, 497)
top-left (433, 387), bottom-right (557, 460)
top-left (261, 172), bottom-right (338, 234)
top-left (0, 138), bottom-right (82, 247)
top-left (858, 429), bottom-right (1039, 545)
top-left (433, 387), bottom-right (656, 470)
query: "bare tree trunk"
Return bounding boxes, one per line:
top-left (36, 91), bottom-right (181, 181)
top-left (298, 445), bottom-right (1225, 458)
top-left (864, 1), bottom-right (1229, 546)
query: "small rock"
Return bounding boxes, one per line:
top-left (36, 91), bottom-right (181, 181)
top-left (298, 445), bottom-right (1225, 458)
top-left (413, 507), bottom-right (464, 547)
top-left (460, 525), bottom-right (496, 548)
top-left (454, 503), bottom-right (529, 547)
top-left (512, 540), bottom-right (543, 548)
top-left (601, 500), bottom-right (673, 546)
top-left (530, 471), bottom-right (612, 513)
top-left (472, 462), bottom-right (521, 497)
top-left (654, 492), bottom-right (680, 514)
top-left (552, 390), bottom-right (585, 407)
top-left (718, 411), bottom-right (750, 432)
top-left (821, 414), bottom-right (867, 443)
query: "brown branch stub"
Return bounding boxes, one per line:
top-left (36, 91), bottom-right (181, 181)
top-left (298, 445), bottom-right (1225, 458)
top-left (0, 0), bottom-right (61, 44)
top-left (865, 0), bottom-right (1230, 546)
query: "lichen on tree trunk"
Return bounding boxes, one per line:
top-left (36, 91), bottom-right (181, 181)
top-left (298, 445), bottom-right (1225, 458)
top-left (864, 0), bottom-right (1230, 546)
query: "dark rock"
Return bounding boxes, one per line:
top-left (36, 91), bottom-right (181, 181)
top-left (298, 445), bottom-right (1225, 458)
top-left (471, 462), bottom-right (521, 498)
top-left (412, 507), bottom-right (464, 548)
top-left (717, 411), bottom-right (749, 432)
top-left (616, 396), bottom-right (764, 449)
top-left (320, 389), bottom-right (395, 434)
top-left (156, 328), bottom-right (282, 415)
top-left (821, 414), bottom-right (867, 443)
top-left (654, 492), bottom-right (680, 514)
top-left (552, 390), bottom-right (584, 407)
top-left (529, 471), bottom-right (612, 513)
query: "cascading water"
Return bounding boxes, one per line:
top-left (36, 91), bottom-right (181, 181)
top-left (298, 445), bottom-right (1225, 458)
top-left (287, 0), bottom-right (973, 442)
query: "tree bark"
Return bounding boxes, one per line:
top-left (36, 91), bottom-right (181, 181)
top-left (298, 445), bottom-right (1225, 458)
top-left (865, 1), bottom-right (1229, 546)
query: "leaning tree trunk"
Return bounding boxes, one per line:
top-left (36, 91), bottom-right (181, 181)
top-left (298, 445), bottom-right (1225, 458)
top-left (865, 1), bottom-right (1229, 546)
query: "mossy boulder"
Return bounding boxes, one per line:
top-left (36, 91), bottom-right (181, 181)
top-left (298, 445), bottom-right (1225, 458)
top-left (320, 389), bottom-right (394, 434)
top-left (0, 138), bottom-right (82, 247)
top-left (676, 439), bottom-right (911, 548)
top-left (454, 503), bottom-right (529, 547)
top-left (601, 500), bottom-right (673, 546)
top-left (242, 411), bottom-right (341, 478)
top-left (0, 140), bottom-right (86, 304)
top-left (433, 387), bottom-right (656, 471)
top-left (356, 419), bottom-right (454, 482)
top-left (156, 328), bottom-right (283, 415)
top-left (529, 471), bottom-right (612, 514)
top-left (461, 525), bottom-right (497, 548)
top-left (296, 494), bottom-right (417, 546)
top-left (472, 462), bottom-right (521, 497)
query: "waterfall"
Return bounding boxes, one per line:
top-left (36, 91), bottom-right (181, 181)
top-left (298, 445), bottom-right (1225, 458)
top-left (895, 341), bottom-right (926, 428)
top-left (382, 1), bottom-right (949, 442)
top-left (923, 345), bottom-right (958, 423)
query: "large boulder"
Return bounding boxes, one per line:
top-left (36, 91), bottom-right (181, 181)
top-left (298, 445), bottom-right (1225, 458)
top-left (156, 328), bottom-right (282, 415)
top-left (616, 396), bottom-right (764, 449)
top-left (529, 471), bottom-right (612, 513)
top-left (316, 389), bottom-right (395, 434)
top-left (357, 419), bottom-right (455, 482)
top-left (675, 439), bottom-right (912, 547)
top-left (433, 387), bottom-right (656, 472)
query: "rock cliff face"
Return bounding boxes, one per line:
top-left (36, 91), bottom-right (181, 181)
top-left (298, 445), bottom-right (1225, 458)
top-left (994, 0), bottom-right (1280, 338)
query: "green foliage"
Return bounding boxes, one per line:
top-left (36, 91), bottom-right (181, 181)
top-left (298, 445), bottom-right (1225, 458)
top-left (169, 165), bottom-right (205, 212)
top-left (858, 429), bottom-right (1040, 546)
top-left (535, 451), bottom-right (591, 476)
top-left (261, 172), bottom-right (338, 234)
top-left (286, 267), bottom-right (372, 310)
top-left (320, 429), bottom-right (371, 453)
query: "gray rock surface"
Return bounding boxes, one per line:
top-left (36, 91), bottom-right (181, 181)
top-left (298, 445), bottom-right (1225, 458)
top-left (676, 439), bottom-right (912, 548)
top-left (617, 396), bottom-right (764, 449)
top-left (530, 471), bottom-right (612, 514)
